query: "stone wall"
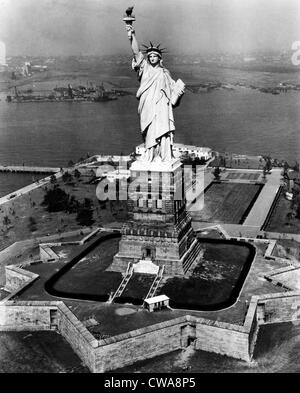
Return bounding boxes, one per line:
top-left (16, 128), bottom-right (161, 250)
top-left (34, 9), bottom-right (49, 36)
top-left (57, 303), bottom-right (98, 371)
top-left (244, 297), bottom-right (260, 357)
top-left (4, 265), bottom-right (38, 293)
top-left (0, 301), bottom-right (58, 331)
top-left (92, 314), bottom-right (255, 372)
top-left (0, 301), bottom-right (97, 371)
top-left (8, 292), bottom-right (300, 372)
top-left (39, 245), bottom-right (59, 262)
top-left (0, 299), bottom-right (258, 372)
top-left (192, 317), bottom-right (251, 361)
top-left (93, 317), bottom-right (187, 372)
top-left (256, 292), bottom-right (300, 324)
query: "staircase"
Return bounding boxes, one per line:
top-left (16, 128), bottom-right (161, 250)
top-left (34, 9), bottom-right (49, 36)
top-left (108, 262), bottom-right (133, 303)
top-left (146, 265), bottom-right (165, 299)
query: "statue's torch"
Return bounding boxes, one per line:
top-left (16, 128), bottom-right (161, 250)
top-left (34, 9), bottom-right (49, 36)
top-left (123, 6), bottom-right (136, 38)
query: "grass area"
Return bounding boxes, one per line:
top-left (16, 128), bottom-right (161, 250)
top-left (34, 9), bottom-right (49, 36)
top-left (0, 331), bottom-right (89, 373)
top-left (52, 237), bottom-right (122, 301)
top-left (196, 182), bottom-right (263, 224)
top-left (17, 237), bottom-right (280, 335)
top-left (0, 171), bottom-right (128, 245)
top-left (55, 271), bottom-right (122, 301)
top-left (225, 172), bottom-right (260, 181)
top-left (20, 234), bottom-right (123, 302)
top-left (115, 273), bottom-right (156, 306)
top-left (264, 188), bottom-right (300, 234)
top-left (158, 240), bottom-right (253, 310)
top-left (209, 155), bottom-right (263, 170)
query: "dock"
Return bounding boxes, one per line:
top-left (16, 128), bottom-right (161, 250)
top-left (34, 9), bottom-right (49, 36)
top-left (0, 165), bottom-right (61, 174)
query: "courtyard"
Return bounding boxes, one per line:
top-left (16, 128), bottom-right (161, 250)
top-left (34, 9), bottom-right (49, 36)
top-left (194, 182), bottom-right (263, 224)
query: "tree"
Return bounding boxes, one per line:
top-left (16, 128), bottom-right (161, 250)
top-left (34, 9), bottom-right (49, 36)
top-left (67, 160), bottom-right (74, 167)
top-left (3, 216), bottom-right (11, 227)
top-left (295, 196), bottom-right (300, 219)
top-left (213, 166), bottom-right (221, 180)
top-left (76, 206), bottom-right (94, 226)
top-left (264, 157), bottom-right (272, 172)
top-left (84, 197), bottom-right (93, 208)
top-left (28, 216), bottom-right (37, 232)
top-left (262, 167), bottom-right (267, 180)
top-left (50, 174), bottom-right (57, 184)
top-left (65, 195), bottom-right (79, 214)
top-left (74, 169), bottom-right (81, 179)
top-left (41, 185), bottom-right (70, 212)
top-left (286, 212), bottom-right (294, 226)
top-left (283, 161), bottom-right (289, 177)
top-left (62, 171), bottom-right (73, 183)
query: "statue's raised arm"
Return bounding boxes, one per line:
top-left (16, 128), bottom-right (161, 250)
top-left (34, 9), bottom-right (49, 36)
top-left (126, 24), bottom-right (139, 57)
top-left (123, 7), bottom-right (139, 56)
top-left (123, 7), bottom-right (185, 163)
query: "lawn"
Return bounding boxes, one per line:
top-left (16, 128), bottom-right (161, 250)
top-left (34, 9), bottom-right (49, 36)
top-left (115, 273), bottom-right (156, 305)
top-left (51, 237), bottom-right (123, 301)
top-left (225, 172), bottom-right (260, 181)
top-left (264, 188), bottom-right (300, 234)
top-left (209, 155), bottom-right (264, 170)
top-left (0, 170), bottom-right (129, 246)
top-left (158, 240), bottom-right (254, 310)
top-left (194, 182), bottom-right (263, 224)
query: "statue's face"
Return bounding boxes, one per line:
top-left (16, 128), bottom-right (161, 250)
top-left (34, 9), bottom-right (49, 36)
top-left (148, 53), bottom-right (160, 66)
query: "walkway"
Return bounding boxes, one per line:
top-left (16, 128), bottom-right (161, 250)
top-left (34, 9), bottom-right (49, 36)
top-left (243, 169), bottom-right (282, 228)
top-left (192, 222), bottom-right (262, 239)
top-left (0, 169), bottom-right (64, 207)
top-left (0, 165), bottom-right (60, 173)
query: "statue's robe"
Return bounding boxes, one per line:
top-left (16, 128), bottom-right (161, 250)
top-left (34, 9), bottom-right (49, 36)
top-left (132, 52), bottom-right (175, 152)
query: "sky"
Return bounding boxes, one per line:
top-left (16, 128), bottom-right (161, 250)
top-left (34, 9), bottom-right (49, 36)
top-left (0, 0), bottom-right (300, 56)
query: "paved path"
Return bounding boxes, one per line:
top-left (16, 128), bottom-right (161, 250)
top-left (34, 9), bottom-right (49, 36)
top-left (0, 165), bottom-right (60, 173)
top-left (192, 221), bottom-right (262, 238)
top-left (243, 169), bottom-right (282, 228)
top-left (264, 231), bottom-right (300, 242)
top-left (0, 170), bottom-right (65, 207)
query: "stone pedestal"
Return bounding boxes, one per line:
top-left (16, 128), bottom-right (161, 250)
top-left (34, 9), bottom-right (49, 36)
top-left (109, 157), bottom-right (201, 276)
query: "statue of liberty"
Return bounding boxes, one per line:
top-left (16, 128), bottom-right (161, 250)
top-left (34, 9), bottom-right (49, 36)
top-left (123, 7), bottom-right (185, 162)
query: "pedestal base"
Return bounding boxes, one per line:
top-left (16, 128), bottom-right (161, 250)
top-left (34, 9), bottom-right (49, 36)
top-left (109, 237), bottom-right (201, 276)
top-left (110, 155), bottom-right (202, 276)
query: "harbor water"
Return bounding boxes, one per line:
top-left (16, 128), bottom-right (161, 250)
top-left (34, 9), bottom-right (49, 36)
top-left (0, 85), bottom-right (299, 196)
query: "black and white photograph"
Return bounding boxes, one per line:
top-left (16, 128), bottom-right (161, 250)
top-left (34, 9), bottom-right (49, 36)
top-left (0, 0), bottom-right (300, 377)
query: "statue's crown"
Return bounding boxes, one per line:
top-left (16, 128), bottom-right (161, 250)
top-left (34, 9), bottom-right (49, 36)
top-left (142, 42), bottom-right (167, 58)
